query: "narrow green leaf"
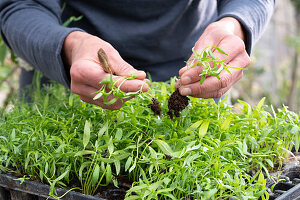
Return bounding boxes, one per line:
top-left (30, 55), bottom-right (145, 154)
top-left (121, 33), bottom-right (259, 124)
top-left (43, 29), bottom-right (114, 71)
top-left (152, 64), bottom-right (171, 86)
top-left (114, 160), bottom-right (120, 175)
top-left (154, 140), bottom-right (174, 156)
top-left (265, 159), bottom-right (274, 168)
top-left (125, 156), bottom-right (132, 172)
top-left (115, 128), bottom-right (123, 140)
top-left (256, 97), bottom-right (266, 110)
top-left (213, 46), bottom-right (228, 55)
top-left (83, 120), bottom-right (90, 149)
top-left (105, 97), bottom-right (118, 105)
top-left (108, 137), bottom-right (114, 155)
top-left (98, 121), bottom-right (108, 138)
top-left (221, 116), bottom-right (232, 131)
top-left (106, 164), bottom-right (112, 185)
top-left (91, 164), bottom-right (100, 187)
top-left (74, 150), bottom-right (95, 157)
top-left (93, 92), bottom-right (103, 100)
top-left (185, 120), bottom-right (203, 134)
top-left (199, 121), bottom-right (210, 138)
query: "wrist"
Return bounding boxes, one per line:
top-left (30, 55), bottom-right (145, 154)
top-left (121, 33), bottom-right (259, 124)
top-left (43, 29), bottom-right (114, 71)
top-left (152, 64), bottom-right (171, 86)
top-left (62, 31), bottom-right (86, 67)
top-left (218, 17), bottom-right (245, 41)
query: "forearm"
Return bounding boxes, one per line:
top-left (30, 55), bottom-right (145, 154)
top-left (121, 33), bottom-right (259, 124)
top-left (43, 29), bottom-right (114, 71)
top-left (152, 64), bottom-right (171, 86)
top-left (217, 0), bottom-right (275, 54)
top-left (0, 1), bottom-right (83, 87)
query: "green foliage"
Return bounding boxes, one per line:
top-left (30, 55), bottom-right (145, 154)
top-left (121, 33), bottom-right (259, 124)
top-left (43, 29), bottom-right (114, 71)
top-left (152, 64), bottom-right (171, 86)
top-left (0, 80), bottom-right (299, 199)
top-left (186, 46), bottom-right (246, 84)
top-left (93, 73), bottom-right (149, 105)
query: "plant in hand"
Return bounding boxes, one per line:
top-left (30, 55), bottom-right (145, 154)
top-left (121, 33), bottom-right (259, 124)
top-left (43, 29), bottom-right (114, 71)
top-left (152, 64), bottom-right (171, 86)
top-left (186, 46), bottom-right (246, 84)
top-left (94, 48), bottom-right (162, 114)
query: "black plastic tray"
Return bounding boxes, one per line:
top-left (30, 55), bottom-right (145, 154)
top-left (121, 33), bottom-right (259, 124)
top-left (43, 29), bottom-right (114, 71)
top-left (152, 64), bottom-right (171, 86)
top-left (0, 174), bottom-right (105, 200)
top-left (275, 183), bottom-right (300, 200)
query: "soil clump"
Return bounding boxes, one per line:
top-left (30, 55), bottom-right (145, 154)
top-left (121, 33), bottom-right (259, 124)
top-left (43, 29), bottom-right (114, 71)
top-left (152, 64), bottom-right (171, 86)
top-left (148, 98), bottom-right (162, 116)
top-left (167, 89), bottom-right (189, 119)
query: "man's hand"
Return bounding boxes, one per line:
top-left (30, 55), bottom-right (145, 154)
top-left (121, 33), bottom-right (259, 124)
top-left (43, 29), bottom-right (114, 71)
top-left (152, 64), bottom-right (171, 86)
top-left (63, 31), bottom-right (149, 110)
top-left (178, 17), bottom-right (250, 98)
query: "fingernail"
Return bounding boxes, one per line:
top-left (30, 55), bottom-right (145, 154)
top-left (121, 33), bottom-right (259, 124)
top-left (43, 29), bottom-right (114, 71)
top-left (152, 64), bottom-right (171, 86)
top-left (181, 76), bottom-right (191, 85)
top-left (180, 87), bottom-right (191, 96)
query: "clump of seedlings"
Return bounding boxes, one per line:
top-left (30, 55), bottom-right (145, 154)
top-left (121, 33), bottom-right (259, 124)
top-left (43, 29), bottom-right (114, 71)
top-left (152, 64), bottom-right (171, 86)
top-left (0, 82), bottom-right (300, 200)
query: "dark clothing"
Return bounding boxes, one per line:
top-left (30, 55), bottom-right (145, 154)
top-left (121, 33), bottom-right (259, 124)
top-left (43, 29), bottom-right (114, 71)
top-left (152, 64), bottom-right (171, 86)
top-left (0, 0), bottom-right (275, 87)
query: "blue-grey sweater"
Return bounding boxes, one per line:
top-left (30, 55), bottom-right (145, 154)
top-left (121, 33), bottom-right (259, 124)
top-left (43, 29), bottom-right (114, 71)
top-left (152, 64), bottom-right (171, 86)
top-left (0, 0), bottom-right (275, 87)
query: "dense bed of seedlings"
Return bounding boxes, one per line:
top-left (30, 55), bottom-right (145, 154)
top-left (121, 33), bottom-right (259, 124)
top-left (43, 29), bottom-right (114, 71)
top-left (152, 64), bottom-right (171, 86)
top-left (0, 81), bottom-right (299, 199)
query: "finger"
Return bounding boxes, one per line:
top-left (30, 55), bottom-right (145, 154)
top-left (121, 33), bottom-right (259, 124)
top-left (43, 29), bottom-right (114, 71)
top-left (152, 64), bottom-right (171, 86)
top-left (79, 95), bottom-right (124, 110)
top-left (180, 35), bottom-right (247, 86)
top-left (179, 34), bottom-right (220, 77)
top-left (72, 83), bottom-right (130, 110)
top-left (71, 61), bottom-right (149, 93)
top-left (179, 53), bottom-right (248, 98)
top-left (198, 87), bottom-right (230, 99)
top-left (175, 80), bottom-right (181, 89)
top-left (100, 75), bottom-right (150, 93)
top-left (108, 51), bottom-right (146, 80)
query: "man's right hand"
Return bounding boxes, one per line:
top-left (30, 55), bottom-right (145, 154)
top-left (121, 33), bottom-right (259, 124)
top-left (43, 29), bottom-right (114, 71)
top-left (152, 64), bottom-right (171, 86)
top-left (63, 31), bottom-right (149, 110)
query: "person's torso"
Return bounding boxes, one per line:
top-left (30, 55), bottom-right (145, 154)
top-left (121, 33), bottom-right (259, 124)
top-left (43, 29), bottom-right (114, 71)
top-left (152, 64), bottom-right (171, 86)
top-left (62, 0), bottom-right (217, 81)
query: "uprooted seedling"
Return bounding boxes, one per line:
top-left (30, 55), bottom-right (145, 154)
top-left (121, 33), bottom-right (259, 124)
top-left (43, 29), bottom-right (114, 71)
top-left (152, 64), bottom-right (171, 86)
top-left (167, 89), bottom-right (189, 119)
top-left (165, 46), bottom-right (246, 119)
top-left (186, 46), bottom-right (246, 84)
top-left (147, 98), bottom-right (162, 116)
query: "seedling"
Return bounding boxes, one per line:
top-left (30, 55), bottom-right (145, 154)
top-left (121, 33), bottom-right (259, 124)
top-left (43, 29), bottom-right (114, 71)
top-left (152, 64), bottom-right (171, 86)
top-left (186, 46), bottom-right (246, 84)
top-left (0, 83), bottom-right (299, 199)
top-left (94, 48), bottom-right (162, 115)
top-left (93, 48), bottom-right (152, 105)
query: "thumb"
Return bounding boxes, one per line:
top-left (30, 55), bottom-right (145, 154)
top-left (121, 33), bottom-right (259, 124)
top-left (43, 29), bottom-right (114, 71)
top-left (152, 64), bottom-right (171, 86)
top-left (114, 61), bottom-right (146, 80)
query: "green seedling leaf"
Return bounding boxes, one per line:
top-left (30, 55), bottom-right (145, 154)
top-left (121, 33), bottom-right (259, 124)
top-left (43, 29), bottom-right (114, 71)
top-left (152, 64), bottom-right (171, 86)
top-left (106, 164), bottom-right (112, 185)
top-left (106, 97), bottom-right (118, 105)
top-left (108, 137), bottom-right (114, 155)
top-left (93, 92), bottom-right (103, 100)
top-left (203, 188), bottom-right (218, 199)
top-left (256, 97), bottom-right (266, 110)
top-left (98, 121), bottom-right (109, 138)
top-left (154, 140), bottom-right (174, 156)
top-left (161, 83), bottom-right (167, 97)
top-left (227, 65), bottom-right (247, 70)
top-left (221, 116), bottom-right (232, 131)
top-left (114, 160), bottom-right (120, 175)
top-left (91, 164), bottom-right (100, 187)
top-left (208, 49), bottom-right (216, 59)
top-left (200, 74), bottom-right (206, 84)
top-left (125, 156), bottom-right (132, 172)
top-left (129, 158), bottom-right (137, 173)
top-left (213, 46), bottom-right (228, 55)
top-left (115, 128), bottom-right (123, 140)
top-left (83, 120), bottom-right (90, 149)
top-left (265, 159), bottom-right (274, 168)
top-left (199, 121), bottom-right (210, 138)
top-left (185, 120), bottom-right (203, 134)
top-left (68, 94), bottom-right (73, 107)
top-left (74, 150), bottom-right (95, 157)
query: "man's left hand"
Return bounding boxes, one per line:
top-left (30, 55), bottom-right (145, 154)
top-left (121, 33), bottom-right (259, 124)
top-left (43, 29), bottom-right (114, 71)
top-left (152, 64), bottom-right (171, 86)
top-left (178, 17), bottom-right (251, 98)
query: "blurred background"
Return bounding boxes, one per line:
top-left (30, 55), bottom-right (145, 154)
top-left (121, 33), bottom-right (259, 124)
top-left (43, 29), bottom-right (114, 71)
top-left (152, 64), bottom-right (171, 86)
top-left (0, 0), bottom-right (299, 112)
